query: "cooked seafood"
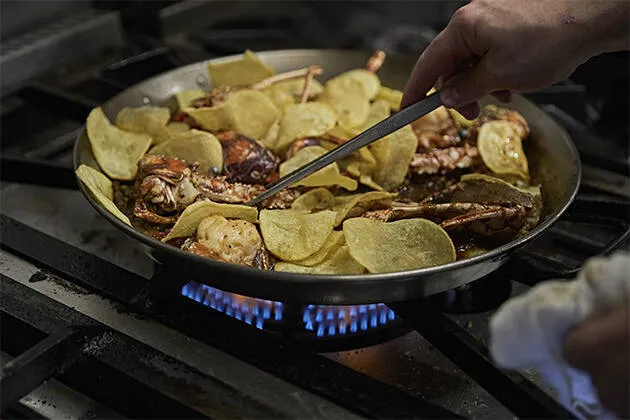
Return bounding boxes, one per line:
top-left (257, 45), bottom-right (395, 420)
top-left (133, 155), bottom-right (299, 224)
top-left (77, 49), bottom-right (543, 275)
top-left (362, 174), bottom-right (542, 239)
top-left (409, 144), bottom-right (480, 175)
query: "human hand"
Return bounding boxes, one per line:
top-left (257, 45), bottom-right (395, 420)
top-left (401, 0), bottom-right (630, 119)
top-left (563, 306), bottom-right (630, 418)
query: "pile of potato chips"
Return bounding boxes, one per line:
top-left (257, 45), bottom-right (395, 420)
top-left (76, 49), bottom-right (534, 275)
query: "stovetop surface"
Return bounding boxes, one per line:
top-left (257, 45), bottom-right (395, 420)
top-left (1, 2), bottom-right (629, 418)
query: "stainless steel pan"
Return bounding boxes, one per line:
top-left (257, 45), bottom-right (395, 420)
top-left (73, 49), bottom-right (581, 305)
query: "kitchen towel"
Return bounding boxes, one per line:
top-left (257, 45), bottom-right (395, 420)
top-left (489, 251), bottom-right (630, 420)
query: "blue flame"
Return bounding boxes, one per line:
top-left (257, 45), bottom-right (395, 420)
top-left (181, 282), bottom-right (283, 329)
top-left (181, 282), bottom-right (397, 336)
top-left (302, 303), bottom-right (396, 337)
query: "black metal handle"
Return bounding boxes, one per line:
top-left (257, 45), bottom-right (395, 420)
top-left (0, 156), bottom-right (78, 190)
top-left (510, 195), bottom-right (630, 281)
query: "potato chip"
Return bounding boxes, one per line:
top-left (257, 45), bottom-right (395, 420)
top-left (166, 122), bottom-right (191, 133)
top-left (274, 102), bottom-right (337, 151)
top-left (343, 218), bottom-right (456, 273)
top-left (185, 90), bottom-right (280, 140)
top-left (478, 120), bottom-right (529, 181)
top-left (331, 191), bottom-right (397, 226)
top-left (115, 106), bottom-right (172, 145)
top-left (279, 146), bottom-right (358, 191)
top-left (163, 200), bottom-right (258, 242)
top-left (207, 49), bottom-right (274, 87)
top-left (86, 107), bottom-right (152, 180)
top-left (369, 124), bottom-right (417, 190)
top-left (290, 230), bottom-right (344, 266)
top-left (262, 78), bottom-right (324, 109)
top-left (148, 129), bottom-right (223, 172)
top-left (449, 109), bottom-right (476, 128)
top-left (275, 245), bottom-right (365, 275)
top-left (320, 69), bottom-right (380, 128)
top-left (376, 86), bottom-right (403, 111)
top-left (175, 89), bottom-right (206, 109)
top-left (75, 164), bottom-right (131, 226)
top-left (359, 174), bottom-right (385, 191)
top-left (328, 69), bottom-right (381, 100)
top-left (361, 99), bottom-right (391, 130)
top-left (321, 87), bottom-right (369, 129)
top-left (291, 187), bottom-right (336, 211)
top-left (259, 209), bottom-right (337, 261)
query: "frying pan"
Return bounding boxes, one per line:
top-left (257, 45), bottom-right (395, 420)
top-left (73, 49), bottom-right (581, 305)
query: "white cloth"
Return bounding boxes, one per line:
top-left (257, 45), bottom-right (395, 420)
top-left (489, 251), bottom-right (630, 420)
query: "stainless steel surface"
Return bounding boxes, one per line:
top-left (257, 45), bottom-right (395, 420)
top-left (0, 9), bottom-right (125, 95)
top-left (0, 248), bottom-right (361, 420)
top-left (1, 352), bottom-right (124, 420)
top-left (0, 0), bottom-right (90, 40)
top-left (73, 49), bottom-right (582, 305)
top-left (581, 164), bottom-right (630, 199)
top-left (249, 92), bottom-right (442, 206)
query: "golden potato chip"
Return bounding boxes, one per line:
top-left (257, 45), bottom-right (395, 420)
top-left (449, 109), bottom-right (476, 128)
top-left (166, 122), bottom-right (191, 133)
top-left (115, 106), bottom-right (172, 145)
top-left (148, 129), bottom-right (223, 172)
top-left (290, 230), bottom-right (345, 266)
top-left (331, 191), bottom-right (397, 226)
top-left (279, 146), bottom-right (357, 191)
top-left (361, 99), bottom-right (391, 130)
top-left (261, 117), bottom-right (281, 149)
top-left (327, 124), bottom-right (357, 141)
top-left (207, 49), bottom-right (274, 87)
top-left (275, 245), bottom-right (365, 275)
top-left (328, 69), bottom-right (381, 99)
top-left (259, 209), bottom-right (337, 261)
top-left (274, 102), bottom-right (337, 151)
top-left (86, 107), bottom-right (152, 180)
top-left (369, 124), bottom-right (417, 190)
top-left (291, 188), bottom-right (336, 211)
top-left (163, 200), bottom-right (258, 242)
top-left (75, 164), bottom-right (131, 226)
top-left (343, 218), bottom-right (456, 273)
top-left (376, 86), bottom-right (403, 111)
top-left (175, 89), bottom-right (206, 110)
top-left (478, 120), bottom-right (529, 181)
top-left (185, 89), bottom-right (280, 140)
top-left (359, 174), bottom-right (385, 191)
top-left (262, 78), bottom-right (324, 109)
top-left (321, 87), bottom-right (369, 129)
top-left (320, 69), bottom-right (381, 128)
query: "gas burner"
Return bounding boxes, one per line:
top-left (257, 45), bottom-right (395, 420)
top-left (181, 281), bottom-right (408, 349)
top-left (429, 273), bottom-right (513, 314)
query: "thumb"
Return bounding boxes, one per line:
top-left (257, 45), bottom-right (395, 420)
top-left (439, 56), bottom-right (503, 109)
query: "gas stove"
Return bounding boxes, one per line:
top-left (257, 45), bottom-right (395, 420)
top-left (1, 2), bottom-right (629, 419)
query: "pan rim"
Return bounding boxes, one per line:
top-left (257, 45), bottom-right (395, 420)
top-left (72, 49), bottom-right (582, 293)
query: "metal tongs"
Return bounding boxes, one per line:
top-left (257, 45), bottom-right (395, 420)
top-left (247, 91), bottom-right (442, 206)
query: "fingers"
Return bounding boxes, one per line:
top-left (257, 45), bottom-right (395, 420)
top-left (400, 21), bottom-right (475, 108)
top-left (440, 54), bottom-right (505, 109)
top-left (562, 307), bottom-right (630, 370)
top-left (491, 89), bottom-right (512, 103)
top-left (457, 103), bottom-right (480, 120)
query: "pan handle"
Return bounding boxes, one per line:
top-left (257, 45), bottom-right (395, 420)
top-left (0, 156), bottom-right (78, 190)
top-left (508, 195), bottom-right (630, 284)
